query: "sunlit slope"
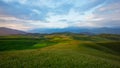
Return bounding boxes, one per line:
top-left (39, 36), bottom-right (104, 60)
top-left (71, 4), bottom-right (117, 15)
top-left (0, 34), bottom-right (120, 68)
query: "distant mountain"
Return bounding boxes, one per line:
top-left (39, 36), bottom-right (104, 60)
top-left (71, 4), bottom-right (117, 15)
top-left (89, 27), bottom-right (120, 34)
top-left (0, 27), bottom-right (27, 36)
top-left (29, 27), bottom-right (120, 34)
top-left (29, 27), bottom-right (89, 34)
top-left (0, 27), bottom-right (119, 36)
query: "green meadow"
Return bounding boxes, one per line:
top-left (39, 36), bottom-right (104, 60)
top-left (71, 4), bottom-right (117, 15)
top-left (0, 34), bottom-right (120, 68)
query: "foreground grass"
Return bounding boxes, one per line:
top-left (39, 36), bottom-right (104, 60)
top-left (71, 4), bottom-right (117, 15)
top-left (0, 34), bottom-right (120, 68)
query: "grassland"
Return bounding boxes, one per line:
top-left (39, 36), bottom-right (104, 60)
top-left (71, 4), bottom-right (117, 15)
top-left (0, 34), bottom-right (120, 68)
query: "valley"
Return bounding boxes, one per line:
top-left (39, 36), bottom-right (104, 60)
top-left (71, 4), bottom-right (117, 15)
top-left (0, 33), bottom-right (120, 68)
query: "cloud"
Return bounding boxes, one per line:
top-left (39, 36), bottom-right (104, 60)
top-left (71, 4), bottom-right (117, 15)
top-left (31, 21), bottom-right (69, 29)
top-left (0, 15), bottom-right (33, 31)
top-left (1, 0), bottom-right (70, 9)
top-left (0, 0), bottom-right (105, 20)
top-left (1, 0), bottom-right (27, 4)
top-left (0, 23), bottom-right (31, 31)
top-left (46, 8), bottom-right (103, 25)
top-left (97, 1), bottom-right (120, 12)
top-left (0, 0), bottom-right (120, 31)
top-left (0, 15), bottom-right (70, 30)
top-left (32, 9), bottom-right (41, 15)
top-left (93, 1), bottom-right (120, 22)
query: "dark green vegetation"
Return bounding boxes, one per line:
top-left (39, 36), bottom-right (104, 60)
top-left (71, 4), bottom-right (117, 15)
top-left (0, 38), bottom-right (57, 51)
top-left (0, 40), bottom-right (37, 51)
top-left (0, 33), bottom-right (120, 68)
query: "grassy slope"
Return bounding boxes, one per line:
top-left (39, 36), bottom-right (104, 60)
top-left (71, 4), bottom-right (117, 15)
top-left (0, 34), bottom-right (120, 68)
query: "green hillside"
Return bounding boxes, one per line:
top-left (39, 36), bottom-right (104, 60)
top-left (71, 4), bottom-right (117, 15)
top-left (0, 34), bottom-right (120, 68)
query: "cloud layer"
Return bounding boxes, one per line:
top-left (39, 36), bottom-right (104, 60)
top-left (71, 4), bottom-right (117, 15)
top-left (0, 0), bottom-right (120, 31)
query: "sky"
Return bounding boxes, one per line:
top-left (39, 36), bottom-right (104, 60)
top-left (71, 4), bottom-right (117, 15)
top-left (0, 0), bottom-right (120, 31)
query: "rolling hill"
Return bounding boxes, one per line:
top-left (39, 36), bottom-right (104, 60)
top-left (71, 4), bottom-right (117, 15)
top-left (0, 34), bottom-right (120, 68)
top-left (0, 27), bottom-right (27, 36)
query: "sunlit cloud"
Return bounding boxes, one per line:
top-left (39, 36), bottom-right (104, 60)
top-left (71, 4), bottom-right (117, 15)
top-left (0, 0), bottom-right (120, 31)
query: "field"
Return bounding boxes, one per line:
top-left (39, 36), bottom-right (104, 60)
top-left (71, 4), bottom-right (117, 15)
top-left (0, 33), bottom-right (120, 68)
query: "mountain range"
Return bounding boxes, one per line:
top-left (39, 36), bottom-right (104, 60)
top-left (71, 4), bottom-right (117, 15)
top-left (30, 27), bottom-right (120, 34)
top-left (0, 27), bottom-right (120, 36)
